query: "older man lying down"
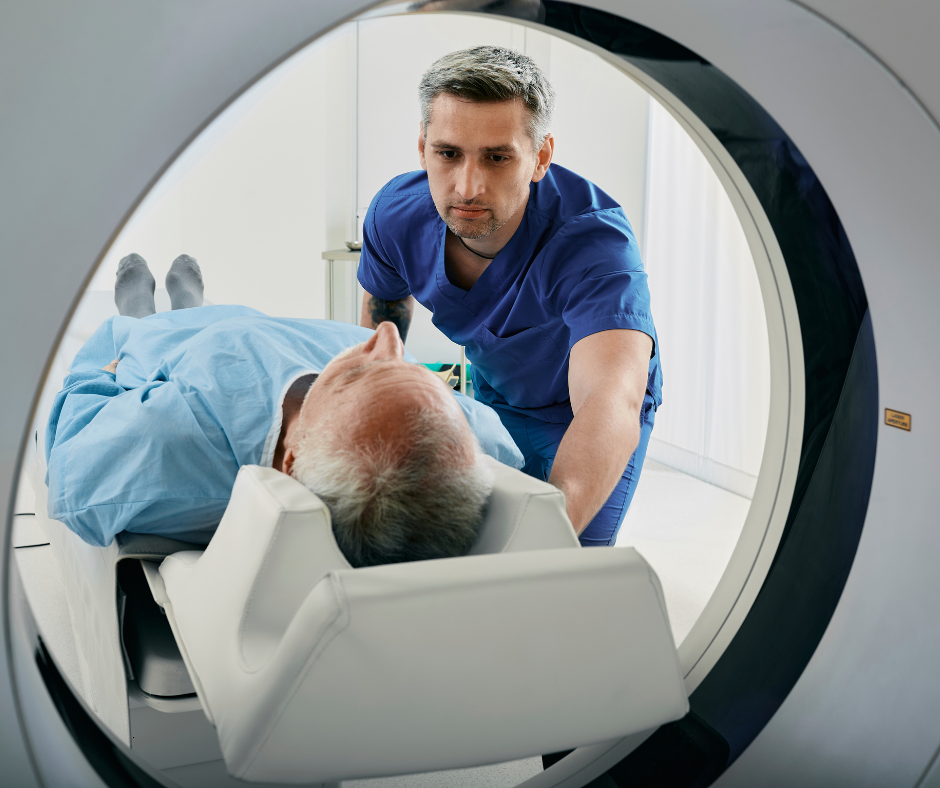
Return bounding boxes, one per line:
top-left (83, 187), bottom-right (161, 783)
top-left (46, 256), bottom-right (521, 566)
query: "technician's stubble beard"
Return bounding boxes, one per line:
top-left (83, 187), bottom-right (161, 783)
top-left (440, 205), bottom-right (505, 241)
top-left (433, 177), bottom-right (533, 240)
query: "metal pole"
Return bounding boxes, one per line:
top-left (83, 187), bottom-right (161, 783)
top-left (325, 258), bottom-right (334, 321)
top-left (460, 345), bottom-right (468, 395)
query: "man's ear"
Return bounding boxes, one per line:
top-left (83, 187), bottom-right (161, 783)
top-left (280, 445), bottom-right (297, 478)
top-left (418, 122), bottom-right (428, 171)
top-left (531, 133), bottom-right (554, 183)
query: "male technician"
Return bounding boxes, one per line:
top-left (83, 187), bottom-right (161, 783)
top-left (358, 46), bottom-right (661, 547)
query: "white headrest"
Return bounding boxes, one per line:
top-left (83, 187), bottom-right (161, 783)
top-left (470, 455), bottom-right (580, 553)
top-left (158, 465), bottom-right (688, 783)
top-left (171, 466), bottom-right (351, 669)
top-left (161, 462), bottom-right (576, 669)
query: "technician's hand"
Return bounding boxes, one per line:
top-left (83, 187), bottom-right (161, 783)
top-left (102, 358), bottom-right (120, 374)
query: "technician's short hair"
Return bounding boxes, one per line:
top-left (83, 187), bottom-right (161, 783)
top-left (291, 408), bottom-right (493, 568)
top-left (419, 45), bottom-right (555, 149)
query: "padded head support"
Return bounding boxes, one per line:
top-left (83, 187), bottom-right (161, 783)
top-left (159, 464), bottom-right (688, 783)
top-left (470, 455), bottom-right (580, 553)
top-left (167, 466), bottom-right (351, 673)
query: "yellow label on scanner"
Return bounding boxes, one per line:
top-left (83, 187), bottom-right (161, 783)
top-left (885, 409), bottom-right (911, 431)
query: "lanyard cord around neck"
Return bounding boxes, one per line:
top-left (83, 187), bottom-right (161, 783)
top-left (456, 234), bottom-right (498, 260)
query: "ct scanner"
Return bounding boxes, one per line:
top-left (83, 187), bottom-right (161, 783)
top-left (1, 1), bottom-right (939, 786)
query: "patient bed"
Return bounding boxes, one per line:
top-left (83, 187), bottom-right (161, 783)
top-left (26, 426), bottom-right (689, 784)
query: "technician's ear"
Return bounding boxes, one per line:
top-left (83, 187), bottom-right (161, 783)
top-left (531, 133), bottom-right (554, 183)
top-left (418, 122), bottom-right (428, 171)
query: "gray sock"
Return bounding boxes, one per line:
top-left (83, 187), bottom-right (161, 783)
top-left (114, 253), bottom-right (156, 318)
top-left (166, 254), bottom-right (204, 310)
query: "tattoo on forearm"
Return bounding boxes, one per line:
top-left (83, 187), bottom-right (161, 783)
top-left (368, 296), bottom-right (412, 342)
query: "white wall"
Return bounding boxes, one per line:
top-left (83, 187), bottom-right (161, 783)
top-left (85, 25), bottom-right (359, 318)
top-left (545, 34), bottom-right (649, 253)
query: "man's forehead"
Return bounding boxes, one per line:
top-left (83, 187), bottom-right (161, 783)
top-left (427, 95), bottom-right (529, 140)
top-left (334, 358), bottom-right (441, 382)
top-left (348, 364), bottom-right (458, 415)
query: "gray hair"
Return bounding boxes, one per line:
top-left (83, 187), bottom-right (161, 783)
top-left (419, 46), bottom-right (555, 150)
top-left (291, 409), bottom-right (494, 568)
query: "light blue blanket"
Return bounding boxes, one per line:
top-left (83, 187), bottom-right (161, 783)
top-left (46, 305), bottom-right (522, 547)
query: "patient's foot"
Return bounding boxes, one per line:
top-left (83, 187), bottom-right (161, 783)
top-left (114, 253), bottom-right (156, 318)
top-left (166, 254), bottom-right (204, 310)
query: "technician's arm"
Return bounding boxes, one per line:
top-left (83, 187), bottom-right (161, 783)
top-left (548, 329), bottom-right (653, 535)
top-left (360, 290), bottom-right (416, 342)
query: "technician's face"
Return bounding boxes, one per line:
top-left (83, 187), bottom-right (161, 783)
top-left (299, 321), bottom-right (473, 457)
top-left (419, 95), bottom-right (552, 240)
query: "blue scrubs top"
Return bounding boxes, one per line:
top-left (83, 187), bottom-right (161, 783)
top-left (45, 306), bottom-right (523, 547)
top-left (358, 164), bottom-right (662, 425)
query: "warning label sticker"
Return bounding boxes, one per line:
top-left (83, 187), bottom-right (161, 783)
top-left (885, 409), bottom-right (912, 431)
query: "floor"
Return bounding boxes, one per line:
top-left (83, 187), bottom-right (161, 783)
top-left (615, 459), bottom-right (750, 646)
top-left (12, 459), bottom-right (749, 787)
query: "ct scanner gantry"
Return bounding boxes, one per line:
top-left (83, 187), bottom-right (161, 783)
top-left (2, 1), bottom-right (940, 787)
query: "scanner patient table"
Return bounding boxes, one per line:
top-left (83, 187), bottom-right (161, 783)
top-left (27, 427), bottom-right (688, 783)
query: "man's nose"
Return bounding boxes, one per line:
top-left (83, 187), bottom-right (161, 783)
top-left (455, 160), bottom-right (485, 201)
top-left (366, 321), bottom-right (405, 360)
